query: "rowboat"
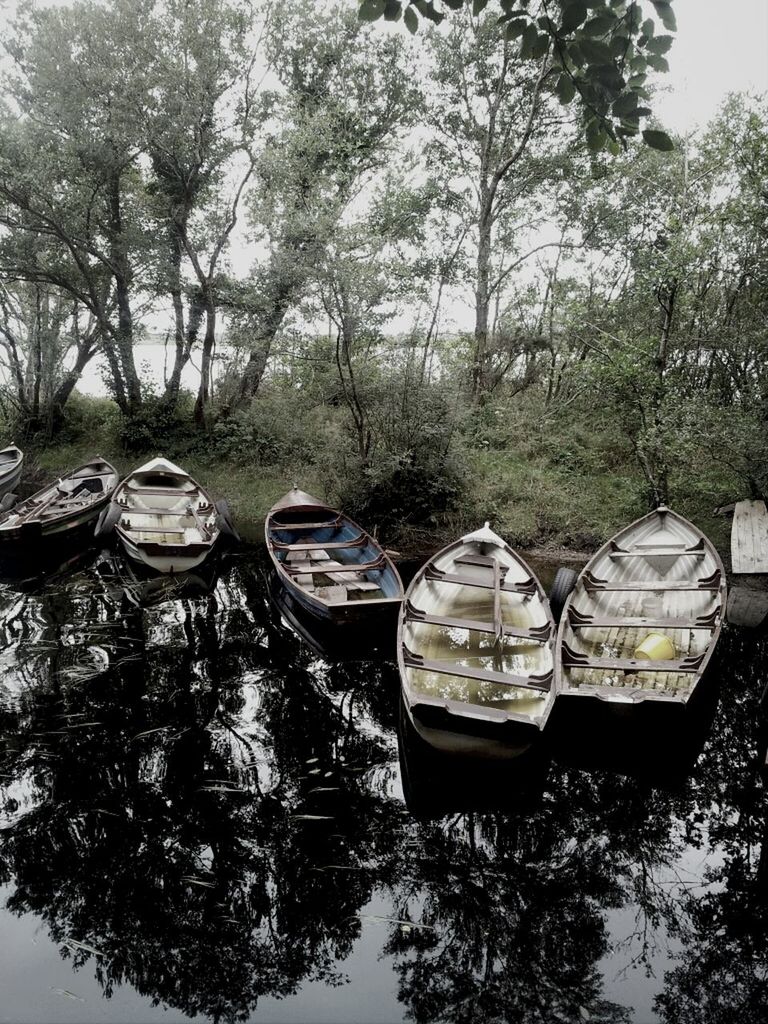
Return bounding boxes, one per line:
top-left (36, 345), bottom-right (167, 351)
top-left (265, 488), bottom-right (404, 624)
top-left (554, 506), bottom-right (726, 715)
top-left (0, 445), bottom-right (23, 499)
top-left (0, 457), bottom-right (118, 541)
top-left (397, 523), bottom-right (556, 758)
top-left (109, 457), bottom-right (221, 574)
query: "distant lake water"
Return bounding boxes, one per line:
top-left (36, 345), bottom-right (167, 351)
top-left (0, 544), bottom-right (766, 1023)
top-left (77, 343), bottom-right (234, 398)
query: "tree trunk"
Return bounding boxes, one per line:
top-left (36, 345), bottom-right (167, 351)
top-left (194, 293), bottom-right (216, 427)
top-left (472, 206), bottom-right (493, 403)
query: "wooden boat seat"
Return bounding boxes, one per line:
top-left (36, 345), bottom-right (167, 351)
top-left (425, 564), bottom-right (537, 597)
top-left (405, 600), bottom-right (551, 642)
top-left (403, 645), bottom-right (552, 691)
top-left (121, 522), bottom-right (187, 535)
top-left (583, 569), bottom-right (721, 594)
top-left (567, 606), bottom-right (720, 630)
top-left (272, 533), bottom-right (367, 552)
top-left (608, 539), bottom-right (705, 559)
top-left (124, 485), bottom-right (196, 496)
top-left (284, 554), bottom-right (386, 575)
top-left (271, 516), bottom-right (342, 531)
top-left (561, 641), bottom-right (705, 674)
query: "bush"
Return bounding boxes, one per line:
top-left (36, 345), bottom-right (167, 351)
top-left (208, 392), bottom-right (319, 466)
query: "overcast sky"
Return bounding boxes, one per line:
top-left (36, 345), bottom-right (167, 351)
top-left (661, 0), bottom-right (768, 133)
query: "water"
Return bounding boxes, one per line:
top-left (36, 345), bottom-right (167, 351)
top-left (0, 545), bottom-right (767, 1024)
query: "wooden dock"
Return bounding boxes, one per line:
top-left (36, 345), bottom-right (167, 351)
top-left (731, 500), bottom-right (768, 574)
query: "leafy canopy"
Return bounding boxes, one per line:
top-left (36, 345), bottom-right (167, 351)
top-left (359, 0), bottom-right (676, 153)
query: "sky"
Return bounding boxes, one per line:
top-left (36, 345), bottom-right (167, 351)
top-left (660, 0), bottom-right (768, 133)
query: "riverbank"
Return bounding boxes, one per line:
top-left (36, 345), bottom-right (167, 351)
top-left (23, 435), bottom-right (732, 566)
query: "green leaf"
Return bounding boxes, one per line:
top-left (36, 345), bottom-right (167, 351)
top-left (641, 17), bottom-right (655, 37)
top-left (568, 41), bottom-right (586, 66)
top-left (403, 4), bottom-right (418, 32)
top-left (443, 0), bottom-right (464, 8)
top-left (520, 22), bottom-right (539, 58)
top-left (504, 17), bottom-right (529, 39)
top-left (627, 72), bottom-right (647, 87)
top-left (610, 35), bottom-right (630, 58)
top-left (383, 1), bottom-right (402, 21)
top-left (561, 3), bottom-right (588, 33)
top-left (578, 37), bottom-right (612, 62)
top-left (646, 35), bottom-right (673, 54)
top-left (612, 91), bottom-right (638, 116)
top-left (646, 54), bottom-right (669, 72)
top-left (583, 15), bottom-right (615, 36)
top-left (556, 72), bottom-right (576, 104)
top-left (643, 128), bottom-right (675, 151)
top-left (472, 0), bottom-right (489, 15)
top-left (650, 1), bottom-right (677, 32)
top-left (586, 119), bottom-right (606, 152)
top-left (531, 32), bottom-right (550, 58)
top-left (359, 0), bottom-right (386, 22)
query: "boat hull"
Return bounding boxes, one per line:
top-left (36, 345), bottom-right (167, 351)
top-left (0, 462), bottom-right (23, 499)
top-left (554, 506), bottom-right (726, 719)
top-left (112, 457), bottom-right (221, 575)
top-left (398, 526), bottom-right (556, 758)
top-left (265, 488), bottom-right (404, 625)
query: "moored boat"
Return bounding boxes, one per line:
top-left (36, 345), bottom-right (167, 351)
top-left (0, 457), bottom-right (118, 541)
top-left (0, 445), bottom-right (23, 499)
top-left (265, 488), bottom-right (404, 624)
top-left (397, 523), bottom-right (556, 758)
top-left (554, 506), bottom-right (726, 715)
top-left (110, 457), bottom-right (221, 574)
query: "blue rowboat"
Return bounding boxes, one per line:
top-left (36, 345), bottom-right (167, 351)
top-left (265, 488), bottom-right (404, 625)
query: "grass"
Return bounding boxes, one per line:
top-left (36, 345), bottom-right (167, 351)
top-left (17, 389), bottom-right (738, 559)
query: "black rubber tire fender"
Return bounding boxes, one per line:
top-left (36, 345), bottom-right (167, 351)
top-left (94, 501), bottom-right (122, 539)
top-left (215, 499), bottom-right (241, 543)
top-left (549, 566), bottom-right (579, 622)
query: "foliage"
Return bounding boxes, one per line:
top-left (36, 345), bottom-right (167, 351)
top-left (359, 0), bottom-right (676, 153)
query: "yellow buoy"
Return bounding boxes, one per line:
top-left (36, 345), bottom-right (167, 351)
top-left (634, 632), bottom-right (675, 661)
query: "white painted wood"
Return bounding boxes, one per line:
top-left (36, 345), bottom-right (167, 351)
top-left (731, 500), bottom-right (768, 574)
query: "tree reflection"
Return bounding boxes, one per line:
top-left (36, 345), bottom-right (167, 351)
top-left (1, 554), bottom-right (766, 1023)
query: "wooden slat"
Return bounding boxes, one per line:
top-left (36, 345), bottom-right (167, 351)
top-left (403, 645), bottom-right (552, 691)
top-left (731, 500), bottom-right (768, 574)
top-left (568, 607), bottom-right (719, 631)
top-left (424, 565), bottom-right (536, 596)
top-left (562, 641), bottom-right (704, 674)
top-left (272, 534), bottom-right (366, 552)
top-left (583, 570), bottom-right (721, 594)
top-left (405, 601), bottom-right (551, 642)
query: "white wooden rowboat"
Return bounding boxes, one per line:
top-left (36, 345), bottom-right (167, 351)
top-left (398, 523), bottom-right (556, 758)
top-left (0, 445), bottom-right (23, 499)
top-left (555, 506), bottom-right (726, 712)
top-left (111, 457), bottom-right (220, 574)
top-left (0, 457), bottom-right (117, 541)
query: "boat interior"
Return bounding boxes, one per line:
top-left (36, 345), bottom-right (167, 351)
top-left (117, 470), bottom-right (216, 547)
top-left (402, 536), bottom-right (554, 718)
top-left (561, 509), bottom-right (724, 697)
top-left (269, 505), bottom-right (401, 604)
top-left (0, 460), bottom-right (117, 528)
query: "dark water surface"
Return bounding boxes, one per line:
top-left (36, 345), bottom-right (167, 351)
top-left (1, 545), bottom-right (767, 1024)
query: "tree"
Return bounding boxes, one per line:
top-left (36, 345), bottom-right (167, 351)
top-left (360, 0), bottom-right (676, 154)
top-left (231, 0), bottom-right (418, 409)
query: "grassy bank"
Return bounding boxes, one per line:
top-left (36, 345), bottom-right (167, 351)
top-left (15, 390), bottom-right (734, 561)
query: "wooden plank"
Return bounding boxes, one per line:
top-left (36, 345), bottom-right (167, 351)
top-left (731, 500), bottom-right (768, 574)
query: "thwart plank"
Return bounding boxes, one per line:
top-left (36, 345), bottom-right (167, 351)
top-left (731, 500), bottom-right (768, 574)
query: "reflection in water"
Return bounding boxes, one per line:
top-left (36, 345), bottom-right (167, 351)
top-left (0, 547), bottom-right (766, 1023)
